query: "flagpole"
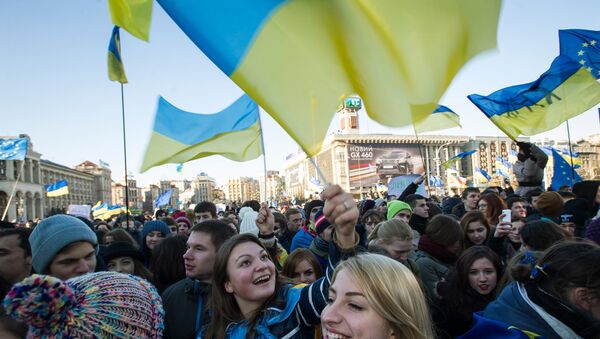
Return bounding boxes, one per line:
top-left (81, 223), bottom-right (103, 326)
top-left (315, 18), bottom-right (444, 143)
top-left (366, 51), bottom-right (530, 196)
top-left (119, 83), bottom-right (131, 224)
top-left (413, 131), bottom-right (432, 196)
top-left (565, 120), bottom-right (576, 184)
top-left (2, 160), bottom-right (25, 221)
top-left (257, 111), bottom-right (268, 203)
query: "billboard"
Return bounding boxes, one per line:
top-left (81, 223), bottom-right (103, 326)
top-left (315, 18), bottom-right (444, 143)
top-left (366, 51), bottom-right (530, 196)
top-left (347, 143), bottom-right (424, 189)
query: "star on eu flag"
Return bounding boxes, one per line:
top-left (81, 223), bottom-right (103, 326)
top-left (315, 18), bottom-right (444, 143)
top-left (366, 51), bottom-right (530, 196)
top-left (592, 40), bottom-right (597, 46)
top-left (583, 42), bottom-right (589, 47)
top-left (578, 50), bottom-right (585, 56)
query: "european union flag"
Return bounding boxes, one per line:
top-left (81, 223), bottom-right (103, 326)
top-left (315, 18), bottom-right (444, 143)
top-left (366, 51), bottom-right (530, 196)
top-left (443, 150), bottom-right (477, 169)
top-left (469, 55), bottom-right (600, 140)
top-left (108, 26), bottom-right (128, 83)
top-left (559, 29), bottom-right (600, 79)
top-left (0, 137), bottom-right (28, 160)
top-left (551, 148), bottom-right (582, 190)
top-left (154, 189), bottom-right (173, 209)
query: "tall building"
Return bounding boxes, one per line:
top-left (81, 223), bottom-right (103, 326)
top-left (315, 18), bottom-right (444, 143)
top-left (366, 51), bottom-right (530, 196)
top-left (227, 177), bottom-right (260, 203)
top-left (142, 184), bottom-right (160, 212)
top-left (0, 135), bottom-right (44, 221)
top-left (258, 170), bottom-right (283, 202)
top-left (112, 177), bottom-right (141, 210)
top-left (192, 172), bottom-right (217, 203)
top-left (74, 161), bottom-right (112, 204)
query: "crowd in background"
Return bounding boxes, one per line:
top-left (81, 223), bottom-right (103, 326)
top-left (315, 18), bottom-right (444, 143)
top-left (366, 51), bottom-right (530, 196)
top-left (1, 142), bottom-right (600, 338)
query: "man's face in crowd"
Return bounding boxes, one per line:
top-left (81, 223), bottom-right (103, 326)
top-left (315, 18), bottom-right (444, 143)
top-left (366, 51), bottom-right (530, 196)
top-left (412, 199), bottom-right (429, 218)
top-left (183, 231), bottom-right (216, 282)
top-left (464, 192), bottom-right (480, 210)
top-left (511, 202), bottom-right (527, 218)
top-left (0, 234), bottom-right (31, 285)
top-left (47, 241), bottom-right (96, 281)
top-left (195, 212), bottom-right (214, 224)
top-left (287, 213), bottom-right (303, 233)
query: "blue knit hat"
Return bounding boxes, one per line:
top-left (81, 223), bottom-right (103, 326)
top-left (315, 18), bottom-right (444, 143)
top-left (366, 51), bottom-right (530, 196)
top-left (139, 220), bottom-right (171, 252)
top-left (29, 215), bottom-right (98, 274)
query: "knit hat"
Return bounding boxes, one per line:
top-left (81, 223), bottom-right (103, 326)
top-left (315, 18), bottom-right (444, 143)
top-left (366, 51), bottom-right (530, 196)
top-left (534, 192), bottom-right (564, 219)
top-left (140, 220), bottom-right (171, 252)
top-left (175, 216), bottom-right (192, 228)
top-left (374, 198), bottom-right (386, 207)
top-left (102, 241), bottom-right (144, 263)
top-left (29, 215), bottom-right (98, 274)
top-left (585, 218), bottom-right (600, 246)
top-left (386, 201), bottom-right (412, 220)
top-left (359, 199), bottom-right (376, 216)
top-left (3, 272), bottom-right (164, 338)
top-left (303, 200), bottom-right (325, 220)
top-left (238, 207), bottom-right (259, 234)
top-left (314, 209), bottom-right (331, 235)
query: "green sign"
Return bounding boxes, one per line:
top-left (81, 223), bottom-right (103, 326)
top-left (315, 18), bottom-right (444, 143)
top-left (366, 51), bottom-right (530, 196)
top-left (343, 97), bottom-right (362, 109)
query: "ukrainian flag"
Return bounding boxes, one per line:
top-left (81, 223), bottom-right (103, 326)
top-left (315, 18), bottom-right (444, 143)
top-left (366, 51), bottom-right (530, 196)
top-left (108, 26), bottom-right (128, 83)
top-left (157, 0), bottom-right (500, 156)
top-left (414, 105), bottom-right (461, 133)
top-left (474, 167), bottom-right (492, 183)
top-left (46, 180), bottom-right (69, 197)
top-left (108, 0), bottom-right (153, 41)
top-left (495, 156), bottom-right (512, 179)
top-left (468, 55), bottom-right (600, 140)
top-left (141, 94), bottom-right (263, 172)
top-left (92, 203), bottom-right (108, 219)
top-left (443, 150), bottom-right (477, 169)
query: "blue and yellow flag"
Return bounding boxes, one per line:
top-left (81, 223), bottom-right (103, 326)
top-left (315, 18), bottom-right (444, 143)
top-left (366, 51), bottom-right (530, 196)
top-left (559, 29), bottom-right (600, 79)
top-left (108, 26), bottom-right (128, 83)
top-left (468, 55), bottom-right (600, 140)
top-left (551, 148), bottom-right (582, 190)
top-left (108, 0), bottom-right (153, 41)
top-left (443, 150), bottom-right (477, 169)
top-left (414, 105), bottom-right (462, 133)
top-left (0, 137), bottom-right (28, 160)
top-left (141, 94), bottom-right (263, 172)
top-left (474, 167), bottom-right (492, 183)
top-left (495, 156), bottom-right (512, 179)
top-left (157, 0), bottom-right (500, 156)
top-left (46, 180), bottom-right (69, 197)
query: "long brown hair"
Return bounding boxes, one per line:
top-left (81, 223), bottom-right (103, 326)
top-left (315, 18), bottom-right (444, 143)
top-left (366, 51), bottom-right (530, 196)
top-left (205, 234), bottom-right (285, 339)
top-left (460, 211), bottom-right (491, 249)
top-left (479, 193), bottom-right (507, 226)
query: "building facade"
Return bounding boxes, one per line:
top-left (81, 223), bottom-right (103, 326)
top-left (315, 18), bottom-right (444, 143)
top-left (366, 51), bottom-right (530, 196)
top-left (258, 170), bottom-right (283, 202)
top-left (74, 161), bottom-right (112, 204)
top-left (112, 177), bottom-right (141, 210)
top-left (40, 160), bottom-right (95, 215)
top-left (192, 173), bottom-right (216, 203)
top-left (575, 134), bottom-right (600, 180)
top-left (0, 136), bottom-right (44, 221)
top-left (227, 177), bottom-right (260, 203)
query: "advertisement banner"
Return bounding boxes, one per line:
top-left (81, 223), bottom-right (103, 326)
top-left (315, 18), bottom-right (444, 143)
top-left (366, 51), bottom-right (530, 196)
top-left (347, 143), bottom-right (424, 189)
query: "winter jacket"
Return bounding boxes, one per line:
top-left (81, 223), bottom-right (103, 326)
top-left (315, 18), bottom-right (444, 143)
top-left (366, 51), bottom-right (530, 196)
top-left (514, 145), bottom-right (548, 196)
top-left (484, 282), bottom-right (600, 339)
top-left (412, 250), bottom-right (451, 301)
top-left (162, 278), bottom-right (210, 339)
top-left (290, 227), bottom-right (315, 251)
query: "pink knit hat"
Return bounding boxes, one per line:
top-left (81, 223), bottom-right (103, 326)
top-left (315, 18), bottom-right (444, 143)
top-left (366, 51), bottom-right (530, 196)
top-left (3, 272), bottom-right (164, 338)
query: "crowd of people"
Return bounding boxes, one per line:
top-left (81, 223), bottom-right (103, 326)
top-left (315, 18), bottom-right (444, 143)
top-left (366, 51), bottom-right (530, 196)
top-left (1, 144), bottom-right (600, 338)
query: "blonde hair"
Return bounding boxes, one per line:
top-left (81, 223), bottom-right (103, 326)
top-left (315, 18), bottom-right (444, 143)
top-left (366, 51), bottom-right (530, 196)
top-left (367, 219), bottom-right (413, 245)
top-left (331, 254), bottom-right (434, 339)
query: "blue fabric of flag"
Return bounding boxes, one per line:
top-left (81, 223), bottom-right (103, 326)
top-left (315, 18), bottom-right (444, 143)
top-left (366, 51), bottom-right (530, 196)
top-left (559, 29), bottom-right (600, 79)
top-left (157, 1), bottom-right (285, 76)
top-left (154, 190), bottom-right (173, 209)
top-left (154, 94), bottom-right (258, 145)
top-left (476, 167), bottom-right (492, 181)
top-left (443, 150), bottom-right (477, 169)
top-left (551, 148), bottom-right (582, 190)
top-left (0, 138), bottom-right (28, 160)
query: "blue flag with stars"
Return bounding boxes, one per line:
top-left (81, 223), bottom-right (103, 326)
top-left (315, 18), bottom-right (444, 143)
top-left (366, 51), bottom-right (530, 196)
top-left (0, 137), bottom-right (28, 160)
top-left (551, 148), bottom-right (581, 190)
top-left (559, 29), bottom-right (600, 79)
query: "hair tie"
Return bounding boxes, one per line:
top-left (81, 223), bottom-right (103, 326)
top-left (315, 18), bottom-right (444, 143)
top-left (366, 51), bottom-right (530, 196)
top-left (520, 251), bottom-right (536, 266)
top-left (530, 264), bottom-right (548, 280)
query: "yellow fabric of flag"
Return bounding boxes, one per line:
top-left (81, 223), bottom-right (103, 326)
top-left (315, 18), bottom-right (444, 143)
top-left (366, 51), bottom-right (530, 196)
top-left (108, 0), bottom-right (153, 41)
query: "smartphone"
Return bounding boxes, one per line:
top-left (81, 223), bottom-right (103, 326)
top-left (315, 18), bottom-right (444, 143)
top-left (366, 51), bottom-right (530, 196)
top-left (501, 209), bottom-right (512, 224)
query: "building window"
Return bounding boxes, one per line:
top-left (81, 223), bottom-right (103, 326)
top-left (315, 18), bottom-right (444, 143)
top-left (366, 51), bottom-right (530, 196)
top-left (0, 161), bottom-right (5, 179)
